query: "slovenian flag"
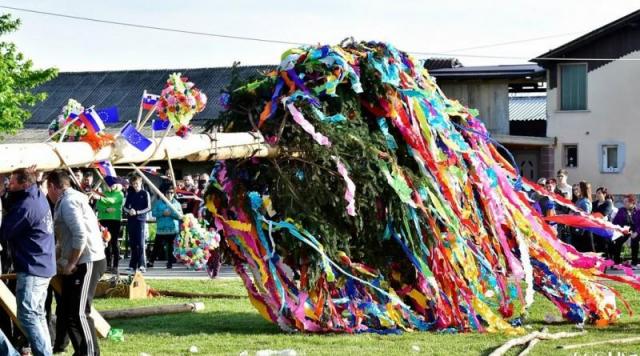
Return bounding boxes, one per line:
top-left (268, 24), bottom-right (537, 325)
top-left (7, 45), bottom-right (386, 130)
top-left (79, 108), bottom-right (105, 134)
top-left (64, 112), bottom-right (80, 125)
top-left (120, 121), bottom-right (152, 151)
top-left (95, 160), bottom-right (116, 178)
top-left (142, 93), bottom-right (160, 110)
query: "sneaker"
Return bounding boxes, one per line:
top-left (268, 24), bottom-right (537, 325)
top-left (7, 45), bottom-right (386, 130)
top-left (147, 262), bottom-right (154, 268)
top-left (139, 267), bottom-right (146, 273)
top-left (166, 264), bottom-right (173, 269)
top-left (126, 267), bottom-right (134, 276)
top-left (633, 264), bottom-right (640, 270)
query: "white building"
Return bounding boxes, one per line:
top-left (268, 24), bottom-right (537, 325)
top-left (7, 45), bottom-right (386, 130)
top-left (533, 9), bottom-right (640, 194)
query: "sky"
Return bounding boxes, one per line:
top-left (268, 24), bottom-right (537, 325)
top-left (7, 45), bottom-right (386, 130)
top-left (1, 0), bottom-right (640, 72)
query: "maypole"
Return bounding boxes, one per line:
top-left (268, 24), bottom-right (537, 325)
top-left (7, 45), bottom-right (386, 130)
top-left (0, 132), bottom-right (276, 174)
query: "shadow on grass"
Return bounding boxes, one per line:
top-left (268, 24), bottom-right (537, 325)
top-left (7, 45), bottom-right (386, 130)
top-left (108, 311), bottom-right (281, 336)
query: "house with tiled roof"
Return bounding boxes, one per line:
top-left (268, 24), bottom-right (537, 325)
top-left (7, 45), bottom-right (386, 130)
top-left (427, 61), bottom-right (553, 180)
top-left (532, 9), bottom-right (640, 194)
top-left (5, 65), bottom-right (276, 176)
top-left (9, 60), bottom-right (553, 179)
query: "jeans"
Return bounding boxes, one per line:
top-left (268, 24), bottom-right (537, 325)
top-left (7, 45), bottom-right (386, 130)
top-left (0, 327), bottom-right (19, 356)
top-left (16, 273), bottom-right (53, 356)
top-left (128, 219), bottom-right (146, 270)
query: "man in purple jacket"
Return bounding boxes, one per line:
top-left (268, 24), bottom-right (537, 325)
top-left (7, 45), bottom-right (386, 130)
top-left (0, 168), bottom-right (56, 356)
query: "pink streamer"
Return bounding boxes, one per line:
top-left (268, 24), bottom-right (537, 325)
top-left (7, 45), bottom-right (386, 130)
top-left (286, 103), bottom-right (331, 147)
top-left (334, 157), bottom-right (357, 216)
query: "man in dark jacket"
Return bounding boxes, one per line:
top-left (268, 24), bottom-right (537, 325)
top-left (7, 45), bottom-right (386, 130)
top-left (123, 175), bottom-right (150, 273)
top-left (0, 168), bottom-right (56, 356)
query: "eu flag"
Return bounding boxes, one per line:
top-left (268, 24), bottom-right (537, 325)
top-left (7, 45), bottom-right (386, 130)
top-left (152, 119), bottom-right (170, 131)
top-left (120, 122), bottom-right (152, 151)
top-left (96, 106), bottom-right (120, 124)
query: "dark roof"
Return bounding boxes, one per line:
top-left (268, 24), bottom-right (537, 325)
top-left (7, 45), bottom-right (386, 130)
top-left (509, 95), bottom-right (546, 121)
top-left (533, 9), bottom-right (640, 60)
top-left (428, 64), bottom-right (545, 80)
top-left (423, 57), bottom-right (463, 70)
top-left (26, 65), bottom-right (277, 128)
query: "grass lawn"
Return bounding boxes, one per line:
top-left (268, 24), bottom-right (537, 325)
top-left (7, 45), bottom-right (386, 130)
top-left (67, 279), bottom-right (640, 356)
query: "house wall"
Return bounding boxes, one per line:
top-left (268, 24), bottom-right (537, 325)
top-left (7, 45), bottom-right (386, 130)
top-left (547, 50), bottom-right (640, 194)
top-left (438, 80), bottom-right (510, 135)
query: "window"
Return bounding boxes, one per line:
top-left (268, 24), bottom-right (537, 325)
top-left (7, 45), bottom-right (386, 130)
top-left (563, 144), bottom-right (578, 168)
top-left (600, 143), bottom-right (625, 173)
top-left (559, 63), bottom-right (587, 110)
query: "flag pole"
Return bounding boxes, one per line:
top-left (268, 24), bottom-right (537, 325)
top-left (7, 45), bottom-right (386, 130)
top-left (130, 163), bottom-right (183, 219)
top-left (45, 117), bottom-right (80, 143)
top-left (136, 90), bottom-right (146, 128)
top-left (165, 148), bottom-right (177, 189)
top-left (136, 106), bottom-right (157, 130)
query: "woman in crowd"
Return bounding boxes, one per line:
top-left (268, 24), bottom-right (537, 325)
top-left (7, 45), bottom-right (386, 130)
top-left (572, 181), bottom-right (594, 252)
top-left (593, 187), bottom-right (613, 220)
top-left (571, 183), bottom-right (581, 204)
top-left (611, 195), bottom-right (640, 268)
top-left (95, 179), bottom-right (125, 274)
top-left (149, 187), bottom-right (182, 269)
top-left (592, 186), bottom-right (613, 255)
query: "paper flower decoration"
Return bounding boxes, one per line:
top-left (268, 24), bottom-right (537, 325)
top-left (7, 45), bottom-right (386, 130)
top-left (48, 98), bottom-right (113, 150)
top-left (174, 213), bottom-right (220, 270)
top-left (156, 73), bottom-right (207, 138)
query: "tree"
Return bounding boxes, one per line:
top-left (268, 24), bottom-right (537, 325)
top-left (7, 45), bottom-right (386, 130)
top-left (0, 13), bottom-right (57, 137)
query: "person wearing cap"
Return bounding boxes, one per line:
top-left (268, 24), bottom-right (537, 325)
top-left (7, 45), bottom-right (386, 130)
top-left (95, 177), bottom-right (125, 274)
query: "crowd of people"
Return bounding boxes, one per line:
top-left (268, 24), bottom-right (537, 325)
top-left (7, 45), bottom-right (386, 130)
top-left (0, 167), bottom-right (210, 355)
top-left (532, 169), bottom-right (639, 268)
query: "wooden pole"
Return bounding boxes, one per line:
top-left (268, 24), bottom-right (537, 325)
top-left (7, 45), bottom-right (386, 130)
top-left (45, 116), bottom-right (80, 143)
top-left (0, 132), bottom-right (277, 174)
top-left (130, 164), bottom-right (183, 219)
top-left (137, 105), bottom-right (157, 130)
top-left (112, 166), bottom-right (161, 170)
top-left (140, 124), bottom-right (172, 167)
top-left (136, 90), bottom-right (146, 128)
top-left (165, 148), bottom-right (177, 189)
top-left (559, 336), bottom-right (640, 350)
top-left (0, 280), bottom-right (26, 335)
top-left (152, 289), bottom-right (243, 299)
top-left (518, 327), bottom-right (547, 356)
top-left (489, 330), bottom-right (586, 356)
top-left (99, 302), bottom-right (204, 320)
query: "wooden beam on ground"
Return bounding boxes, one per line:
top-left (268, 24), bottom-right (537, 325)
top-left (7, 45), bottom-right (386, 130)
top-left (99, 302), bottom-right (204, 320)
top-left (152, 289), bottom-right (244, 299)
top-left (0, 281), bottom-right (25, 335)
top-left (559, 336), bottom-right (640, 350)
top-left (50, 276), bottom-right (111, 338)
top-left (489, 330), bottom-right (586, 356)
top-left (0, 132), bottom-right (278, 174)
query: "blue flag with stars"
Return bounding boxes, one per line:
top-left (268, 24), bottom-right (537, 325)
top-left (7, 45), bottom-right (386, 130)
top-left (152, 119), bottom-right (170, 131)
top-left (96, 106), bottom-right (119, 124)
top-left (120, 121), bottom-right (152, 151)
